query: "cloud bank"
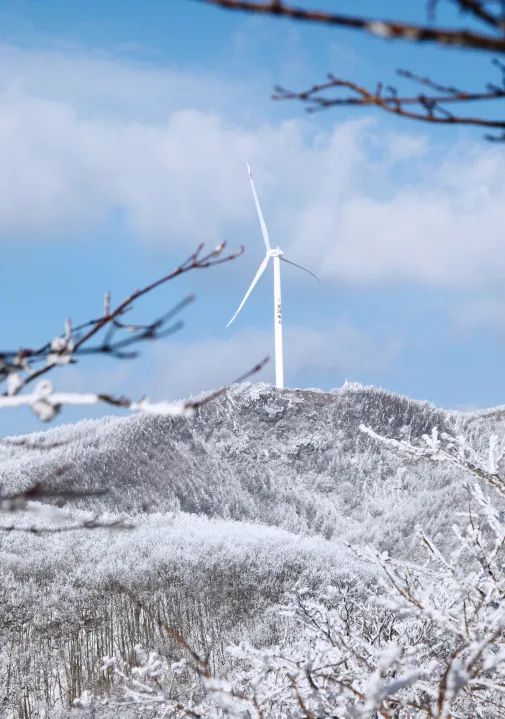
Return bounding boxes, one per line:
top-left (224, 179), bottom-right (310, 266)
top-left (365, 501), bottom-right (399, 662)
top-left (0, 43), bottom-right (503, 292)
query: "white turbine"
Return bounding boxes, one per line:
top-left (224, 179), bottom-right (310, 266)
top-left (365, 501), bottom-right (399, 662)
top-left (227, 161), bottom-right (318, 389)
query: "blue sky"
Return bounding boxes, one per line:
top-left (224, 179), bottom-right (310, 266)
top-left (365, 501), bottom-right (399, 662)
top-left (0, 0), bottom-right (504, 434)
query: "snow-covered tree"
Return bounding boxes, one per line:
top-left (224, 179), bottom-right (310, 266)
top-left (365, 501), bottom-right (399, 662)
top-left (71, 424), bottom-right (505, 718)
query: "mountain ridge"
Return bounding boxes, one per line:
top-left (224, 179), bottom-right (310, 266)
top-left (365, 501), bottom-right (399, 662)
top-left (2, 381), bottom-right (502, 553)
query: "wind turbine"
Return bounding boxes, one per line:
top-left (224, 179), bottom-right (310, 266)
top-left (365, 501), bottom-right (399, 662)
top-left (227, 162), bottom-right (318, 390)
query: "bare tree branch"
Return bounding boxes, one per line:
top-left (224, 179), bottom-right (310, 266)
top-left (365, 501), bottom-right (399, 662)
top-left (196, 1), bottom-right (505, 140)
top-left (0, 482), bottom-right (108, 510)
top-left (273, 70), bottom-right (505, 133)
top-left (0, 515), bottom-right (133, 534)
top-left (0, 242), bottom-right (253, 422)
top-left (450, 0), bottom-right (505, 29)
top-left (185, 355), bottom-right (270, 410)
top-left (0, 354), bottom-right (269, 421)
top-left (195, 1), bottom-right (505, 53)
top-left (0, 242), bottom-right (243, 397)
top-left (0, 483), bottom-right (134, 533)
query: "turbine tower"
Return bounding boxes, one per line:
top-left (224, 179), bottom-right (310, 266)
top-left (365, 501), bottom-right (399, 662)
top-left (227, 162), bottom-right (318, 389)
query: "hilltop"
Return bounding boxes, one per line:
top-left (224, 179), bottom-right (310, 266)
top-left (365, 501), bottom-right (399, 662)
top-left (0, 382), bottom-right (501, 552)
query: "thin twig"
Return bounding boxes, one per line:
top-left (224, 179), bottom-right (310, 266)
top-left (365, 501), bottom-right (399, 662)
top-left (274, 74), bottom-right (505, 131)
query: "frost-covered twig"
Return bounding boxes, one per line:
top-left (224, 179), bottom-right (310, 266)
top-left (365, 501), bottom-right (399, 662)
top-left (0, 355), bottom-right (268, 422)
top-left (0, 242), bottom-right (244, 419)
top-left (360, 423), bottom-right (505, 496)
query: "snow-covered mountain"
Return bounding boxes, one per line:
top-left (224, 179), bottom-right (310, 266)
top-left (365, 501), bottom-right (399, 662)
top-left (1, 382), bottom-right (504, 718)
top-left (1, 382), bottom-right (502, 551)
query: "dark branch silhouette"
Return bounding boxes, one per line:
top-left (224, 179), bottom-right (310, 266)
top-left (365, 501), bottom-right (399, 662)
top-left (196, 0), bottom-right (505, 52)
top-left (0, 515), bottom-right (133, 534)
top-left (92, 353), bottom-right (269, 415)
top-left (273, 63), bottom-right (505, 139)
top-left (0, 482), bottom-right (108, 510)
top-left (447, 0), bottom-right (505, 29)
top-left (0, 483), bottom-right (131, 532)
top-left (196, 0), bottom-right (505, 140)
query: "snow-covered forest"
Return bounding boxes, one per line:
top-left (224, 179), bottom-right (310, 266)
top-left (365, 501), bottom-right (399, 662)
top-left (2, 384), bottom-right (505, 717)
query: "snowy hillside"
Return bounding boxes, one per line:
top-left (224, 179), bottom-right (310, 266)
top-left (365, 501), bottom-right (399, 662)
top-left (1, 382), bottom-right (504, 718)
top-left (1, 382), bottom-right (501, 550)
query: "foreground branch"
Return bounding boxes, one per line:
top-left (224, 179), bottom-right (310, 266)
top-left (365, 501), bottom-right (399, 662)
top-left (198, 1), bottom-right (505, 140)
top-left (0, 515), bottom-right (133, 534)
top-left (196, 1), bottom-right (505, 53)
top-left (274, 64), bottom-right (505, 138)
top-left (0, 243), bottom-right (243, 395)
top-left (0, 242), bottom-right (251, 421)
top-left (0, 483), bottom-right (108, 511)
top-left (0, 355), bottom-right (268, 421)
top-left (0, 483), bottom-right (133, 533)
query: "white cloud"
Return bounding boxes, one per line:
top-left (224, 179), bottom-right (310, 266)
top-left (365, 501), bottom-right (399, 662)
top-left (314, 144), bottom-right (505, 287)
top-left (0, 43), bottom-right (504, 291)
top-left (0, 44), bottom-right (243, 120)
top-left (0, 92), bottom-right (252, 242)
top-left (380, 132), bottom-right (428, 163)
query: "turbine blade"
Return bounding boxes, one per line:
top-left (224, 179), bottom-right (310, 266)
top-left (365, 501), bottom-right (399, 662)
top-left (281, 256), bottom-right (319, 281)
top-left (246, 160), bottom-right (271, 252)
top-left (227, 254), bottom-right (270, 327)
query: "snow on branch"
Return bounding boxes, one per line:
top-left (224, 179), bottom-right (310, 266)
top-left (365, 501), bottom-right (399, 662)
top-left (0, 379), bottom-right (196, 422)
top-left (0, 356), bottom-right (268, 422)
top-left (0, 242), bottom-right (256, 422)
top-left (359, 422), bottom-right (505, 496)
